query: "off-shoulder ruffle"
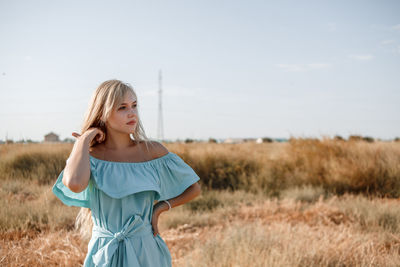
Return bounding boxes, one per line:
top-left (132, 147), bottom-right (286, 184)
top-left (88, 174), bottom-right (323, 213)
top-left (89, 152), bottom-right (200, 201)
top-left (52, 152), bottom-right (200, 208)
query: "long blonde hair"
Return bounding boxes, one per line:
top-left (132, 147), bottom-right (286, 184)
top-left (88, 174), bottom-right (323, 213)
top-left (74, 79), bottom-right (154, 241)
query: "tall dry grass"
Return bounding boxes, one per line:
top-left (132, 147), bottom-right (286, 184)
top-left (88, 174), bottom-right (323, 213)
top-left (0, 143), bottom-right (71, 184)
top-left (1, 139), bottom-right (399, 266)
top-left (168, 138), bottom-right (400, 198)
top-left (2, 138), bottom-right (399, 197)
top-left (2, 190), bottom-right (399, 266)
top-left (1, 139), bottom-right (400, 233)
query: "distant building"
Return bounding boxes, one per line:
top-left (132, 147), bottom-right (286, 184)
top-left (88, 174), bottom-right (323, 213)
top-left (44, 132), bottom-right (60, 142)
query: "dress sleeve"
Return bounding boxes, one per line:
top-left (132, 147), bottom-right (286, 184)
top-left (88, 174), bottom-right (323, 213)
top-left (157, 153), bottom-right (200, 201)
top-left (52, 164), bottom-right (92, 208)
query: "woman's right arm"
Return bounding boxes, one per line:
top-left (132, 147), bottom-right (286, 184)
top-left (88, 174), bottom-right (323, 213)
top-left (62, 129), bottom-right (102, 193)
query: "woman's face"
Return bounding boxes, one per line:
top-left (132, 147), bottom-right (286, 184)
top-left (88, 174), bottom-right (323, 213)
top-left (106, 91), bottom-right (138, 134)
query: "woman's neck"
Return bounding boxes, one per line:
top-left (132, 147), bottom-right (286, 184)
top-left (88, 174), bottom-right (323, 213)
top-left (103, 133), bottom-right (137, 151)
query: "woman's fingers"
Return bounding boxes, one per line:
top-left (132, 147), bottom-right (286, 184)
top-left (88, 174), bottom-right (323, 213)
top-left (152, 215), bottom-right (159, 236)
top-left (71, 132), bottom-right (81, 139)
top-left (71, 128), bottom-right (105, 143)
top-left (96, 130), bottom-right (106, 143)
top-left (153, 225), bottom-right (158, 236)
top-left (100, 130), bottom-right (106, 142)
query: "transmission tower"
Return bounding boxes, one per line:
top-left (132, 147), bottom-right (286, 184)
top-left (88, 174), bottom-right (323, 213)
top-left (157, 69), bottom-right (164, 141)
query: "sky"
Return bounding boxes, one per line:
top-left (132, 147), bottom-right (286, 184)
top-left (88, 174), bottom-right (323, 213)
top-left (0, 0), bottom-right (399, 142)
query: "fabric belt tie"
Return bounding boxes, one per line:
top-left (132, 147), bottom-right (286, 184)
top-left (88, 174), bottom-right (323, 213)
top-left (91, 214), bottom-right (153, 266)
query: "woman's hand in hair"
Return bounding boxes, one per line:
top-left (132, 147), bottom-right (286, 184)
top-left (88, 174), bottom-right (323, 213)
top-left (71, 128), bottom-right (106, 144)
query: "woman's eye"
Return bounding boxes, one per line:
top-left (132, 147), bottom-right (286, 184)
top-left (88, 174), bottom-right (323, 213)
top-left (119, 105), bottom-right (136, 110)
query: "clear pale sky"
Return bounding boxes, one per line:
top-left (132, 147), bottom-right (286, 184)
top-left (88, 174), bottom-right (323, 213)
top-left (1, 0), bottom-right (399, 142)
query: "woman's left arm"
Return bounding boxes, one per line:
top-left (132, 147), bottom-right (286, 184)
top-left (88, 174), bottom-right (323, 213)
top-left (151, 182), bottom-right (201, 236)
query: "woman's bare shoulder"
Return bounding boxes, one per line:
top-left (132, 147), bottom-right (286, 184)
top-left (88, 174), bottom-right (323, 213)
top-left (140, 140), bottom-right (169, 159)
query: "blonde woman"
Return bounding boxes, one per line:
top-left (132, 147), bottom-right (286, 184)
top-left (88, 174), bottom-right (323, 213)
top-left (52, 79), bottom-right (201, 266)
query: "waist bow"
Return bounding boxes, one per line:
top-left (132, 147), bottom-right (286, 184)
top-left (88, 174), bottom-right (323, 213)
top-left (91, 214), bottom-right (153, 266)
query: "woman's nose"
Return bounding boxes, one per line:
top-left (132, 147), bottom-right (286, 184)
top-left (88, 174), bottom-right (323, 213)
top-left (128, 108), bottom-right (137, 116)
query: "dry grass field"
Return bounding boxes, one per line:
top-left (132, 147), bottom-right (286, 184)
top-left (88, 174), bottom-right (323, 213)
top-left (0, 138), bottom-right (399, 266)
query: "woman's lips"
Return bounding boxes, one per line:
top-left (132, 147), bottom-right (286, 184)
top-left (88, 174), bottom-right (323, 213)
top-left (127, 120), bottom-right (136, 125)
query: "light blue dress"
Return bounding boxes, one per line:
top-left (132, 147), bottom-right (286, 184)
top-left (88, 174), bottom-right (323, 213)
top-left (52, 151), bottom-right (200, 267)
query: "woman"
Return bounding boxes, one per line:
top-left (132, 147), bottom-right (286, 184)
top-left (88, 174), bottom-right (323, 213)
top-left (52, 79), bottom-right (202, 266)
